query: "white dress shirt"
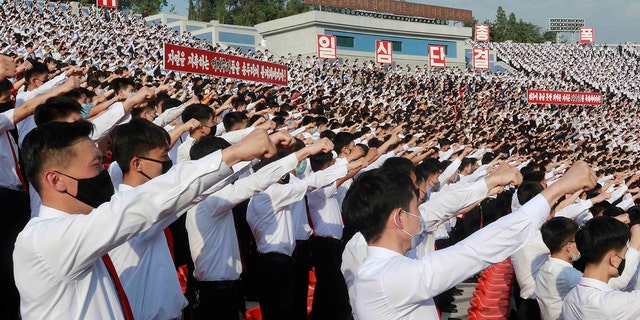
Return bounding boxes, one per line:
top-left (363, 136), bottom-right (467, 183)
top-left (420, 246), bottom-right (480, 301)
top-left (511, 231), bottom-right (550, 299)
top-left (247, 160), bottom-right (347, 256)
top-left (354, 194), bottom-right (550, 320)
top-left (535, 257), bottom-right (582, 320)
top-left (177, 135), bottom-right (196, 163)
top-left (0, 109), bottom-right (23, 191)
top-left (15, 72), bottom-right (67, 146)
top-left (13, 151), bottom-right (233, 320)
top-left (561, 277), bottom-right (640, 320)
top-left (109, 184), bottom-right (188, 320)
top-left (186, 153), bottom-right (298, 281)
top-left (308, 182), bottom-right (343, 239)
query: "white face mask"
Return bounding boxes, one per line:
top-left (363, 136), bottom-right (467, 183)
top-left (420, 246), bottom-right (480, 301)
top-left (394, 210), bottom-right (426, 249)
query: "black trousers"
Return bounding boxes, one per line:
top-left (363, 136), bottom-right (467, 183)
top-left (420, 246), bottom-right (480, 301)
top-left (310, 236), bottom-right (353, 320)
top-left (0, 188), bottom-right (30, 320)
top-left (186, 279), bottom-right (245, 320)
top-left (256, 252), bottom-right (294, 320)
top-left (292, 239), bottom-right (311, 320)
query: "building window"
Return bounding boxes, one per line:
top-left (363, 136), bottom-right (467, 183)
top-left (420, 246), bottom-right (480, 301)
top-left (336, 36), bottom-right (354, 48)
top-left (392, 41), bottom-right (402, 52)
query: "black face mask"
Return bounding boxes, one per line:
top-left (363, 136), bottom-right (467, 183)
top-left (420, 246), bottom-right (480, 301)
top-left (137, 155), bottom-right (173, 180)
top-left (56, 170), bottom-right (114, 208)
top-left (617, 257), bottom-right (626, 276)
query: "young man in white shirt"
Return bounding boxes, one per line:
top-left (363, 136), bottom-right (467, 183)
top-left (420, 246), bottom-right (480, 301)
top-left (176, 104), bottom-right (215, 163)
top-left (107, 118), bottom-right (187, 319)
top-left (561, 217), bottom-right (640, 319)
top-left (184, 134), bottom-right (333, 320)
top-left (342, 161), bottom-right (596, 320)
top-left (13, 118), bottom-right (280, 319)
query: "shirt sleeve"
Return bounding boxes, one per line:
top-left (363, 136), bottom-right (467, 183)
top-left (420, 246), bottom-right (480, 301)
top-left (554, 200), bottom-right (593, 220)
top-left (33, 150), bottom-right (235, 279)
top-left (394, 194), bottom-right (551, 302)
top-left (220, 127), bottom-right (255, 144)
top-left (89, 102), bottom-right (126, 142)
top-left (196, 153), bottom-right (299, 218)
top-left (438, 158), bottom-right (461, 185)
top-left (0, 109), bottom-right (15, 133)
top-left (153, 104), bottom-right (186, 127)
top-left (421, 178), bottom-right (489, 232)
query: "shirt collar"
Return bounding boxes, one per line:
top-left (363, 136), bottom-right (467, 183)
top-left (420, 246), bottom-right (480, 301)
top-left (549, 257), bottom-right (573, 268)
top-left (579, 277), bottom-right (613, 292)
top-left (38, 205), bottom-right (73, 219)
top-left (367, 246), bottom-right (403, 259)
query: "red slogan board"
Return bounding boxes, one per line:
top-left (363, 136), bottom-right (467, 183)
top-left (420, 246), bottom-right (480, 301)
top-left (527, 90), bottom-right (602, 105)
top-left (163, 43), bottom-right (289, 86)
top-left (97, 0), bottom-right (118, 8)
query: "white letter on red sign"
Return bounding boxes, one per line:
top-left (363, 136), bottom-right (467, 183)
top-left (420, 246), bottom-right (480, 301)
top-left (429, 45), bottom-right (446, 68)
top-left (580, 28), bottom-right (594, 44)
top-left (473, 48), bottom-right (490, 70)
top-left (317, 35), bottom-right (337, 60)
top-left (375, 40), bottom-right (393, 65)
top-left (475, 24), bottom-right (490, 42)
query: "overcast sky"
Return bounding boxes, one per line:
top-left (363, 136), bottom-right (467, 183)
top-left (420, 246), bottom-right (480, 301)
top-left (164, 0), bottom-right (638, 44)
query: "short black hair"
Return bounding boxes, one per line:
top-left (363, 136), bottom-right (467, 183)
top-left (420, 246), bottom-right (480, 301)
top-left (382, 157), bottom-right (415, 181)
top-left (223, 111), bottom-right (248, 131)
top-left (517, 181), bottom-right (544, 204)
top-left (541, 217), bottom-right (579, 254)
top-left (602, 206), bottom-right (626, 218)
top-left (21, 121), bottom-right (94, 192)
top-left (109, 119), bottom-right (170, 173)
top-left (333, 132), bottom-right (355, 155)
top-left (34, 96), bottom-right (83, 126)
top-left (310, 152), bottom-right (333, 172)
top-left (190, 136), bottom-right (231, 161)
top-left (576, 216), bottom-right (630, 263)
top-left (109, 77), bottom-right (135, 93)
top-left (343, 168), bottom-right (415, 243)
top-left (181, 104), bottom-right (213, 124)
top-left (24, 60), bottom-right (49, 83)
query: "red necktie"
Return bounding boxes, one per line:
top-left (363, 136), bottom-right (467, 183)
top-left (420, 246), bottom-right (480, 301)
top-left (102, 254), bottom-right (135, 320)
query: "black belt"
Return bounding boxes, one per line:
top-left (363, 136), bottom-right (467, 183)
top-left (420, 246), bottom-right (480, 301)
top-left (191, 279), bottom-right (242, 291)
top-left (258, 251), bottom-right (293, 263)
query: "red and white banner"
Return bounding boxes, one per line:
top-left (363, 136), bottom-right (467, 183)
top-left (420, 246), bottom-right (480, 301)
top-left (375, 40), bottom-right (393, 65)
top-left (475, 24), bottom-right (490, 42)
top-left (97, 0), bottom-right (118, 8)
top-left (429, 45), bottom-right (446, 68)
top-left (163, 43), bottom-right (288, 86)
top-left (317, 35), bottom-right (337, 60)
top-left (527, 90), bottom-right (602, 105)
top-left (580, 27), bottom-right (594, 44)
top-left (472, 48), bottom-right (490, 70)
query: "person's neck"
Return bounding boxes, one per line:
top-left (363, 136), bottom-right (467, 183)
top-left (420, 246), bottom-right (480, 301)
top-left (369, 234), bottom-right (409, 255)
top-left (122, 174), bottom-right (145, 188)
top-left (550, 252), bottom-right (572, 264)
top-left (582, 263), bottom-right (612, 283)
top-left (41, 194), bottom-right (92, 215)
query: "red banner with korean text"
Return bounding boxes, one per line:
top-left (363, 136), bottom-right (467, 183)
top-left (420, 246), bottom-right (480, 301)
top-left (527, 90), bottom-right (602, 105)
top-left (97, 0), bottom-right (118, 8)
top-left (317, 35), bottom-right (338, 60)
top-left (163, 43), bottom-right (289, 86)
top-left (580, 28), bottom-right (594, 44)
top-left (428, 45), bottom-right (446, 68)
top-left (472, 48), bottom-right (490, 70)
top-left (375, 40), bottom-right (393, 65)
top-left (474, 24), bottom-right (490, 42)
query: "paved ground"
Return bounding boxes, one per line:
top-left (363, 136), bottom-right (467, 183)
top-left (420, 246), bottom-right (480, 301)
top-left (442, 281), bottom-right (476, 320)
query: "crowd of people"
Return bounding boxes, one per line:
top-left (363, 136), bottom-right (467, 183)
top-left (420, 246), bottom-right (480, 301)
top-left (2, 1), bottom-right (640, 320)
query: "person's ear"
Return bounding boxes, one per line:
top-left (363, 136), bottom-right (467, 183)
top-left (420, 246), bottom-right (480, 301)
top-left (131, 157), bottom-right (142, 172)
top-left (45, 170), bottom-right (68, 193)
